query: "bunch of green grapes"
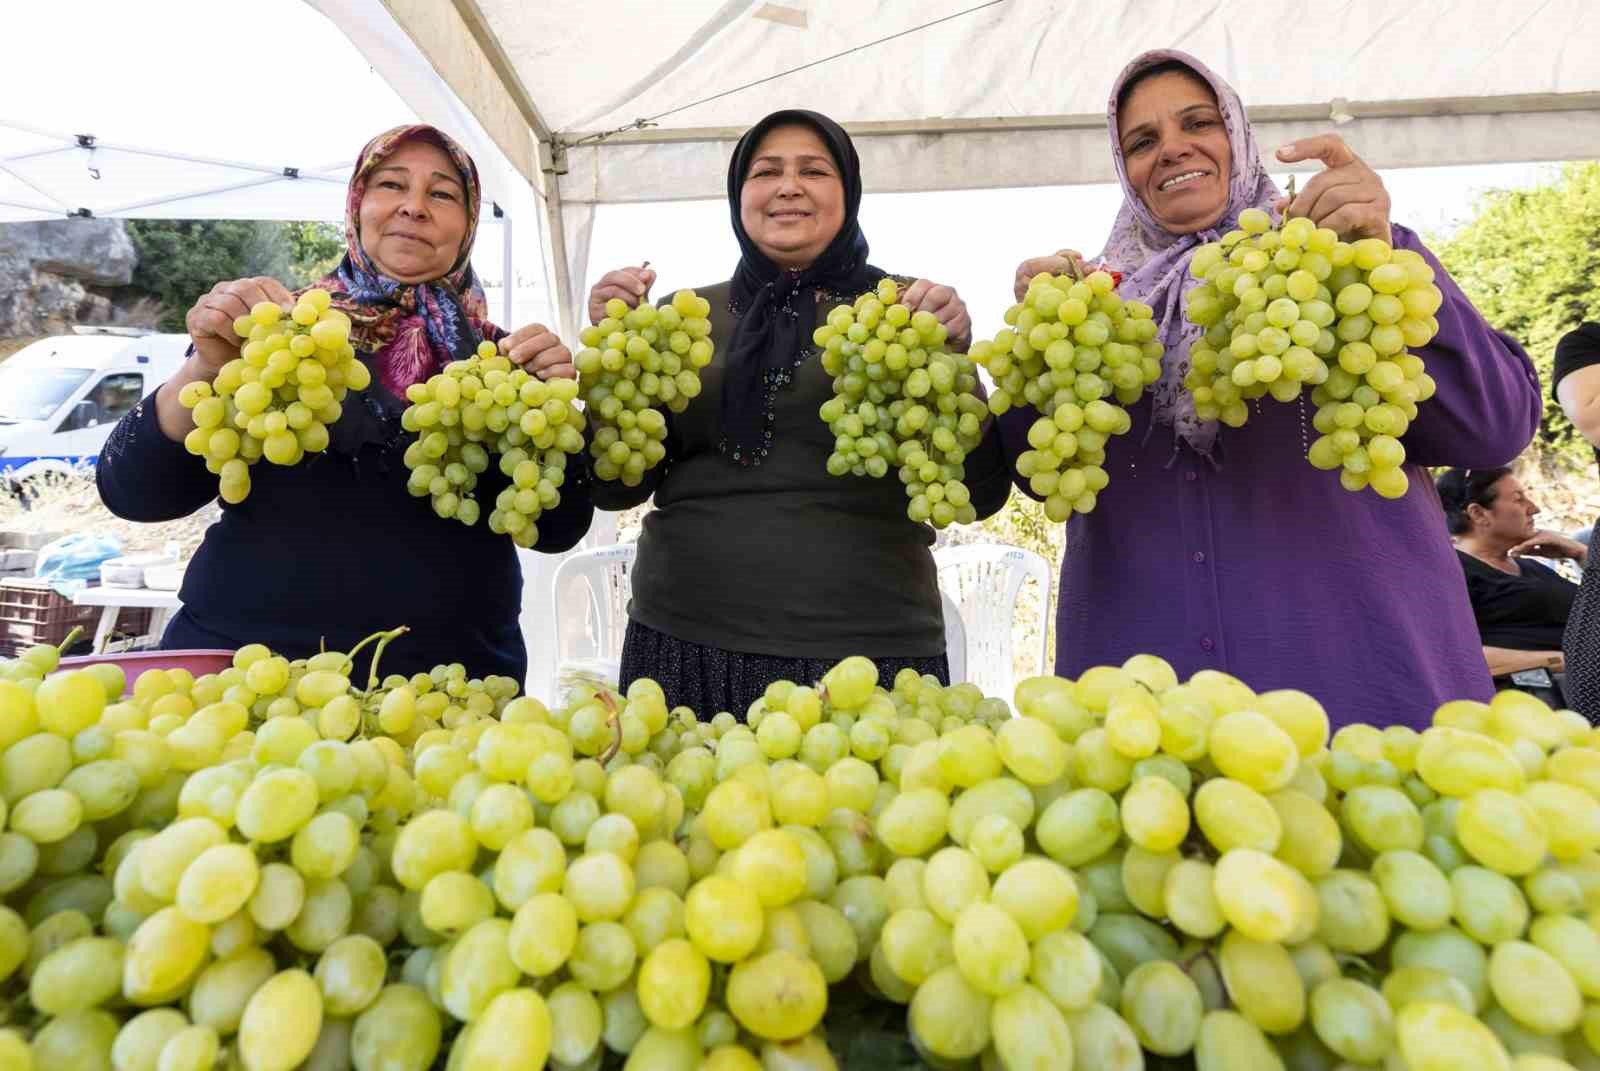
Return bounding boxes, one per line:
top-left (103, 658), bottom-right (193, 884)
top-left (1183, 208), bottom-right (1444, 498)
top-left (400, 341), bottom-right (584, 547)
top-left (576, 290), bottom-right (713, 486)
top-left (813, 278), bottom-right (989, 529)
top-left (970, 269), bottom-right (1163, 522)
top-left (178, 289), bottom-right (370, 504)
top-left (7, 601), bottom-right (1600, 1071)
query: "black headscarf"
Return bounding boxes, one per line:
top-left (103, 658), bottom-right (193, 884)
top-left (721, 109), bottom-right (883, 465)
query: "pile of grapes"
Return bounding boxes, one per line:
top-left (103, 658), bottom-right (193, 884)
top-left (3, 619), bottom-right (1600, 1071)
top-left (815, 279), bottom-right (989, 529)
top-left (970, 268), bottom-right (1163, 522)
top-left (1182, 207), bottom-right (1443, 498)
top-left (575, 291), bottom-right (713, 486)
top-left (399, 341), bottom-right (585, 546)
top-left (179, 291), bottom-right (371, 504)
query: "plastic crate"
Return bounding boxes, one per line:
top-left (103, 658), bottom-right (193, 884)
top-left (0, 578), bottom-right (100, 653)
top-left (0, 582), bottom-right (157, 658)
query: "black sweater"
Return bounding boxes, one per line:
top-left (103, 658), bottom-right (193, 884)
top-left (96, 384), bottom-right (593, 682)
top-left (593, 280), bottom-right (1013, 659)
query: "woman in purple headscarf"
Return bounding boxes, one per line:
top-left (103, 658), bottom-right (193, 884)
top-left (1006, 51), bottom-right (1542, 728)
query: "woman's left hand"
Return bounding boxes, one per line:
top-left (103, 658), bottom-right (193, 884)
top-left (501, 324), bottom-right (575, 380)
top-left (900, 279), bottom-right (972, 352)
top-left (1273, 134), bottom-right (1393, 245)
top-left (1510, 529), bottom-right (1590, 564)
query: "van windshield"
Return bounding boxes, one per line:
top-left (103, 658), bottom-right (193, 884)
top-left (0, 365), bottom-right (93, 423)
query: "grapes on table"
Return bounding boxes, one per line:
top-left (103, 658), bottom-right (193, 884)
top-left (399, 341), bottom-right (585, 546)
top-left (575, 290), bottom-right (713, 485)
top-left (178, 290), bottom-right (371, 504)
top-left (813, 277), bottom-right (990, 529)
top-left (2, 610), bottom-right (1598, 1068)
top-left (1182, 205), bottom-right (1444, 498)
top-left (970, 267), bottom-right (1165, 521)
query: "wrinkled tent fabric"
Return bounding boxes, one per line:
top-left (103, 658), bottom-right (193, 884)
top-left (319, 0), bottom-right (1600, 338)
top-left (0, 1), bottom-right (521, 243)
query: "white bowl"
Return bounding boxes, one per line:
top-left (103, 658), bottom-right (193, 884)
top-left (142, 563), bottom-right (185, 591)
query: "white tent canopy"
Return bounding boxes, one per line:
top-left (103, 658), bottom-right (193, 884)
top-left (320, 0), bottom-right (1600, 335)
top-left (0, 0), bottom-right (545, 324)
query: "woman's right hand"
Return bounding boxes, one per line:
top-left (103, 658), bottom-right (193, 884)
top-left (1012, 250), bottom-right (1087, 302)
top-left (587, 266), bottom-right (657, 325)
top-left (185, 276), bottom-right (297, 374)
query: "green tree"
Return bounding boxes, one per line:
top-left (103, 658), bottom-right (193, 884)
top-left (284, 221), bottom-right (344, 284)
top-left (1433, 162), bottom-right (1600, 459)
top-left (125, 220), bottom-right (344, 332)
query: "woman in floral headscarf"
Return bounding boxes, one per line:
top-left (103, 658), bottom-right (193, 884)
top-left (1004, 51), bottom-right (1542, 728)
top-left (97, 125), bottom-right (592, 682)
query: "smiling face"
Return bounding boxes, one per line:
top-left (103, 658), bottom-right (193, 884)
top-left (1118, 69), bottom-right (1232, 235)
top-left (738, 124), bottom-right (846, 269)
top-left (357, 138), bottom-right (469, 284)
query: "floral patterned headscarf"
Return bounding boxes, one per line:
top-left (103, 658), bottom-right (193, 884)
top-left (1099, 50), bottom-right (1280, 457)
top-left (310, 124), bottom-right (500, 398)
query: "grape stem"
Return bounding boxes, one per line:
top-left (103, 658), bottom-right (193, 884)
top-left (361, 626), bottom-right (411, 694)
top-left (1276, 174), bottom-right (1297, 226)
top-left (340, 626), bottom-right (399, 681)
top-left (597, 689), bottom-right (623, 765)
top-left (54, 625), bottom-right (84, 654)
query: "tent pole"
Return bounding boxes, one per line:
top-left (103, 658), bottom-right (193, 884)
top-left (493, 202), bottom-right (513, 327)
top-left (539, 140), bottom-right (576, 341)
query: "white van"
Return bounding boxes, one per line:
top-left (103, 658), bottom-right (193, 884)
top-left (0, 327), bottom-right (190, 483)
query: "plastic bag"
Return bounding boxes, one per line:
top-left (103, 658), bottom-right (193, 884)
top-left (35, 532), bottom-right (124, 596)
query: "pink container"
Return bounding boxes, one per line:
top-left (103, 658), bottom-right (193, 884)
top-left (60, 649), bottom-right (235, 690)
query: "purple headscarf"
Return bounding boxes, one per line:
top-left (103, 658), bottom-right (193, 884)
top-left (1100, 50), bottom-right (1280, 457)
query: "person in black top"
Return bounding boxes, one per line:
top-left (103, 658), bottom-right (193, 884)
top-left (1437, 466), bottom-right (1586, 707)
top-left (96, 125), bottom-right (592, 683)
top-left (1555, 323), bottom-right (1600, 721)
top-left (585, 110), bottom-right (1012, 717)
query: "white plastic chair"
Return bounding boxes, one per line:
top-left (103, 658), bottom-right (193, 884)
top-left (941, 590), bottom-right (966, 685)
top-left (934, 543), bottom-right (1054, 704)
top-left (547, 541), bottom-right (637, 700)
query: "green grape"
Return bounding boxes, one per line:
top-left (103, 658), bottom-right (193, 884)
top-left (1396, 1000), bottom-right (1513, 1071)
top-left (1194, 1009), bottom-right (1285, 1071)
top-left (30, 936), bottom-right (123, 1015)
top-left (176, 842), bottom-right (260, 924)
top-left (1122, 960), bottom-right (1203, 1055)
top-left (909, 965), bottom-right (992, 1061)
top-left (1489, 941), bottom-right (1583, 1035)
top-left (351, 985), bottom-right (442, 1071)
top-left (990, 984), bottom-right (1074, 1071)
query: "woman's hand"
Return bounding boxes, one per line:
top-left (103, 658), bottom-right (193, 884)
top-left (502, 324), bottom-right (574, 380)
top-left (587, 266), bottom-right (657, 325)
top-left (185, 276), bottom-right (296, 373)
top-left (1012, 250), bottom-right (1087, 303)
top-left (1510, 529), bottom-right (1589, 565)
top-left (1274, 135), bottom-right (1393, 244)
top-left (901, 279), bottom-right (972, 352)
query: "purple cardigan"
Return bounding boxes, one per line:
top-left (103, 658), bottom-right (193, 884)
top-left (1000, 226), bottom-right (1542, 729)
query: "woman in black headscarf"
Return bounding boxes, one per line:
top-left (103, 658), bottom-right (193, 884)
top-left (589, 109), bottom-right (1013, 717)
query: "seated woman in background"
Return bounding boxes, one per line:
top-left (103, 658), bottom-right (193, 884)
top-left (1554, 322), bottom-right (1600, 721)
top-left (1437, 466), bottom-right (1585, 708)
